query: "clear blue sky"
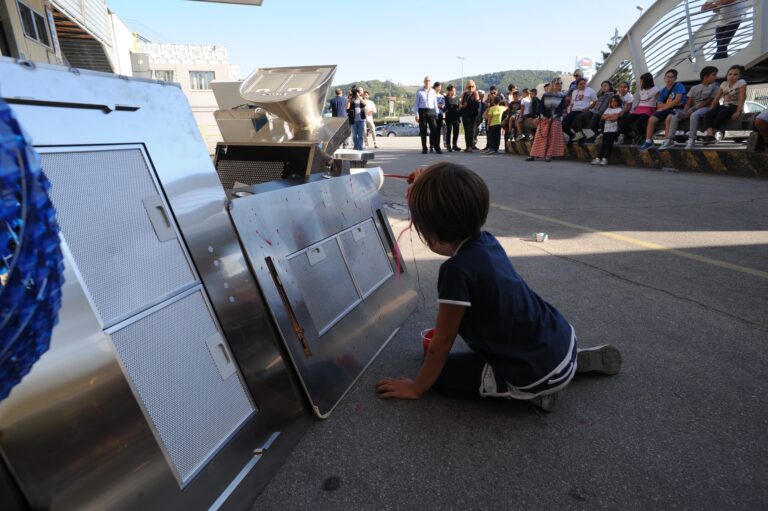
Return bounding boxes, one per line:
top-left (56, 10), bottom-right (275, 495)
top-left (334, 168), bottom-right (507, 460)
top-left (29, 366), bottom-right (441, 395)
top-left (109, 0), bottom-right (649, 85)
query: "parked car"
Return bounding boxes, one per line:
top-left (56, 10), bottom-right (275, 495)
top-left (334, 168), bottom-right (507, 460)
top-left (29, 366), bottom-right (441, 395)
top-left (385, 122), bottom-right (420, 136)
top-left (375, 124), bottom-right (389, 137)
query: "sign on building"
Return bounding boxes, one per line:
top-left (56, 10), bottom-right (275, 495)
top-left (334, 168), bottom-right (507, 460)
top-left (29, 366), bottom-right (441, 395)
top-left (575, 55), bottom-right (597, 80)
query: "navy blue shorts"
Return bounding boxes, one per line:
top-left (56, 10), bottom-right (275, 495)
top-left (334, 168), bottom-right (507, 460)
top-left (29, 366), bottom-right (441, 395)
top-left (653, 108), bottom-right (681, 122)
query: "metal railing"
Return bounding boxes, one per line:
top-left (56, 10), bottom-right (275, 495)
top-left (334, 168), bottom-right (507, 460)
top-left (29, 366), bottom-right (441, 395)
top-left (591, 0), bottom-right (765, 87)
top-left (642, 0), bottom-right (754, 77)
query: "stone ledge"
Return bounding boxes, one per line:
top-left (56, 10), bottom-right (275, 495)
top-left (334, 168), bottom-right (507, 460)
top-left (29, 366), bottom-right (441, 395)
top-left (505, 139), bottom-right (768, 178)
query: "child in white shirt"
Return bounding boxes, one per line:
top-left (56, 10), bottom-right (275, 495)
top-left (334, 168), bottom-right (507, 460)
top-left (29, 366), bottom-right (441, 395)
top-left (592, 95), bottom-right (624, 166)
top-left (702, 65), bottom-right (747, 144)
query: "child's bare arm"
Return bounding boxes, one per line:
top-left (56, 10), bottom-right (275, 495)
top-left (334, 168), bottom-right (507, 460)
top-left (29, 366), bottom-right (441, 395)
top-left (376, 303), bottom-right (465, 399)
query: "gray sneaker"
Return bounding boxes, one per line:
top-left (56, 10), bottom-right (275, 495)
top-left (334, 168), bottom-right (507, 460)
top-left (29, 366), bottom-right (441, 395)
top-left (531, 389), bottom-right (565, 413)
top-left (658, 139), bottom-right (674, 151)
top-left (577, 345), bottom-right (622, 375)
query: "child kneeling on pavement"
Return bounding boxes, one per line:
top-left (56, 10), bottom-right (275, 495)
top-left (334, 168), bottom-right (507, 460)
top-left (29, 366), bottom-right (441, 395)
top-left (376, 162), bottom-right (622, 411)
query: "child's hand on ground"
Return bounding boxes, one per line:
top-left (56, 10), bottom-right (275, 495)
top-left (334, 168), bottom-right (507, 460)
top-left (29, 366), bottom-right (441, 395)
top-left (376, 376), bottom-right (422, 400)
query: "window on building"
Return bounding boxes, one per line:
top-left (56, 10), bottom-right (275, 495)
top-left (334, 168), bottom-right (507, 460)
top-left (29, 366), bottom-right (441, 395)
top-left (1, 9), bottom-right (14, 56)
top-left (17, 2), bottom-right (50, 47)
top-left (189, 71), bottom-right (215, 90)
top-left (152, 70), bottom-right (175, 82)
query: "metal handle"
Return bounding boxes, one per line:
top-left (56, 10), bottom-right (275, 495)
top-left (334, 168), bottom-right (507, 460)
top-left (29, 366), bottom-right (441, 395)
top-left (205, 332), bottom-right (236, 380)
top-left (142, 195), bottom-right (177, 242)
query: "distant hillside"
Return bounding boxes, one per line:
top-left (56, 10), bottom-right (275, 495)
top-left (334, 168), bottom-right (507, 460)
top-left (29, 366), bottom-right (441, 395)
top-left (331, 80), bottom-right (417, 98)
top-left (330, 70), bottom-right (561, 118)
top-left (455, 69), bottom-right (561, 92)
top-left (333, 70), bottom-right (560, 98)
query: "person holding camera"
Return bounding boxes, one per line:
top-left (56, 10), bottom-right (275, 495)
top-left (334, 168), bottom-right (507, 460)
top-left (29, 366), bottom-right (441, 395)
top-left (413, 76), bottom-right (441, 154)
top-left (347, 87), bottom-right (367, 151)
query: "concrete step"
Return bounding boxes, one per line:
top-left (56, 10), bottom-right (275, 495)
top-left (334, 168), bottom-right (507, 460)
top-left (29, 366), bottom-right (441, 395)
top-left (505, 139), bottom-right (768, 178)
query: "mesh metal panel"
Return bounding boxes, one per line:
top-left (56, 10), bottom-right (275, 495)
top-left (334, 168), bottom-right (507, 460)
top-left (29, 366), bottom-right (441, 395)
top-left (287, 238), bottom-right (359, 336)
top-left (215, 160), bottom-right (284, 190)
top-left (338, 220), bottom-right (393, 299)
top-left (110, 290), bottom-right (255, 485)
top-left (41, 150), bottom-right (196, 326)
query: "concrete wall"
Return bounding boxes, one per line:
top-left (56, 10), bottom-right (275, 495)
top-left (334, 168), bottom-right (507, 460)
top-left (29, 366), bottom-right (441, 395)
top-left (138, 42), bottom-right (236, 154)
top-left (2, 0), bottom-right (58, 63)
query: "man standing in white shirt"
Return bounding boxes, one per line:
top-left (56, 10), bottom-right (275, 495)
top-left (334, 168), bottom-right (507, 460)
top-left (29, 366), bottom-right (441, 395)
top-left (362, 90), bottom-right (378, 149)
top-left (413, 76), bottom-right (441, 154)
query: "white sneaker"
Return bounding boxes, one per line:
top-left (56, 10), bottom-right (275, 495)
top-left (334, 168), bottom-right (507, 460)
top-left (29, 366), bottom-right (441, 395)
top-left (658, 139), bottom-right (673, 151)
top-left (685, 140), bottom-right (694, 149)
top-left (531, 389), bottom-right (565, 413)
top-left (577, 345), bottom-right (622, 375)
top-left (573, 132), bottom-right (585, 141)
top-left (590, 158), bottom-right (601, 165)
top-left (600, 158), bottom-right (608, 166)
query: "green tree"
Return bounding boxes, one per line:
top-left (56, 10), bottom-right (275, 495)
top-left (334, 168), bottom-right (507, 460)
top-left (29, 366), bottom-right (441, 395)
top-left (596, 28), bottom-right (633, 88)
top-left (596, 28), bottom-right (622, 72)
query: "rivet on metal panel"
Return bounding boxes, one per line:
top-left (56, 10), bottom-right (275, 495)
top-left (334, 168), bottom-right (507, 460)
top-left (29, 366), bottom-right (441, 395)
top-left (15, 58), bottom-right (36, 70)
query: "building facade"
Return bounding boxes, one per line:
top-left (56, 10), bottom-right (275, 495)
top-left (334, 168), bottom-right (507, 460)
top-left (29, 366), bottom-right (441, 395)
top-left (1, 1), bottom-right (241, 155)
top-left (136, 42), bottom-right (241, 154)
top-left (0, 0), bottom-right (133, 74)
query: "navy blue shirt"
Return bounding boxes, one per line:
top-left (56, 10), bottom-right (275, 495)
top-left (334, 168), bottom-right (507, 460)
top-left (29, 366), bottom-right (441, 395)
top-left (437, 232), bottom-right (572, 387)
top-left (330, 96), bottom-right (347, 117)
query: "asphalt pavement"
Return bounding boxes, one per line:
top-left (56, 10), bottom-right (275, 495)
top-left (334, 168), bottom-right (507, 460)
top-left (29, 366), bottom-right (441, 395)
top-left (252, 136), bottom-right (768, 510)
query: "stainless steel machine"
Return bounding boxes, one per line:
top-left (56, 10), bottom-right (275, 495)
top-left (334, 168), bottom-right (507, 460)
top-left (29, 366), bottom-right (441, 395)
top-left (0, 59), bottom-right (416, 510)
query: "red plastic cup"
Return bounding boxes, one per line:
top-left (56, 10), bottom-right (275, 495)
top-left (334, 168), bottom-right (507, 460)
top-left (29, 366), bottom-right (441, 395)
top-left (421, 328), bottom-right (435, 356)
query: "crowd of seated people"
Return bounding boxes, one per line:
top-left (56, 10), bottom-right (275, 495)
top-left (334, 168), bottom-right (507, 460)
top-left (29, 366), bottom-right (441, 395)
top-left (394, 61), bottom-right (766, 158)
top-left (550, 64), bottom-right (763, 156)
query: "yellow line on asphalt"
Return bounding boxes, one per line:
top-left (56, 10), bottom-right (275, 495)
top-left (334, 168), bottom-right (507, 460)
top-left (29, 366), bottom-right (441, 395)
top-left (491, 203), bottom-right (768, 280)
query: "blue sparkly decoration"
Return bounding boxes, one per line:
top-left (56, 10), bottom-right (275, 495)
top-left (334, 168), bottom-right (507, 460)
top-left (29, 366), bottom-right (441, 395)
top-left (0, 97), bottom-right (64, 401)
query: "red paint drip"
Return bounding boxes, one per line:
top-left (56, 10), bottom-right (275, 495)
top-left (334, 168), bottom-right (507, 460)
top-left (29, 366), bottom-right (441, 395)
top-left (254, 229), bottom-right (273, 246)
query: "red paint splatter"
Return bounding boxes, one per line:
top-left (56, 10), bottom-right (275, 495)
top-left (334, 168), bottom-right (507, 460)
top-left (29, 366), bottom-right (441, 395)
top-left (254, 229), bottom-right (273, 246)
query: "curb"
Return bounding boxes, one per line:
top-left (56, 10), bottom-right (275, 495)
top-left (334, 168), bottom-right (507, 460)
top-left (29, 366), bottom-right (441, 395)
top-left (505, 139), bottom-right (768, 178)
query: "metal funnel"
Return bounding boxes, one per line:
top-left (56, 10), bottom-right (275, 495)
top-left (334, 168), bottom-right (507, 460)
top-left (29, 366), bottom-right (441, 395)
top-left (239, 65), bottom-right (337, 132)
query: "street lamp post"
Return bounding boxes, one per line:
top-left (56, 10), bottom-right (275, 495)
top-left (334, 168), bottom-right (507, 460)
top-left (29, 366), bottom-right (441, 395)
top-left (457, 56), bottom-right (466, 93)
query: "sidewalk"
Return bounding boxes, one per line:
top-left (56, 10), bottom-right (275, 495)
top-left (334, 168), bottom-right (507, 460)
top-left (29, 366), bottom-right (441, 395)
top-left (252, 137), bottom-right (768, 510)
